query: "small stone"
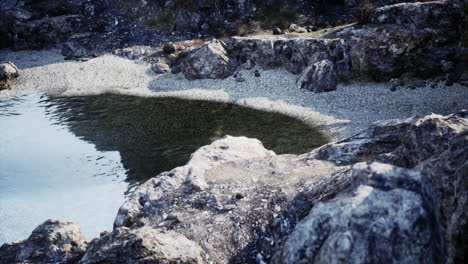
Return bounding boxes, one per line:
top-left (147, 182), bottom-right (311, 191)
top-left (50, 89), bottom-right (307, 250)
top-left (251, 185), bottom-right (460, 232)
top-left (235, 193), bottom-right (245, 199)
top-left (254, 70), bottom-right (261, 77)
top-left (272, 28), bottom-right (282, 35)
top-left (163, 43), bottom-right (176, 54)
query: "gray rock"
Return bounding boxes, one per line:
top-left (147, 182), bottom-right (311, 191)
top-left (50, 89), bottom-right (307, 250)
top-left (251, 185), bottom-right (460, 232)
top-left (0, 219), bottom-right (88, 264)
top-left (114, 135), bottom-right (350, 263)
top-left (151, 62), bottom-right (171, 74)
top-left (297, 59), bottom-right (338, 93)
top-left (272, 162), bottom-right (445, 264)
top-left (181, 39), bottom-right (235, 79)
top-left (0, 61), bottom-right (19, 90)
top-left (79, 227), bottom-right (204, 264)
top-left (418, 131), bottom-right (468, 264)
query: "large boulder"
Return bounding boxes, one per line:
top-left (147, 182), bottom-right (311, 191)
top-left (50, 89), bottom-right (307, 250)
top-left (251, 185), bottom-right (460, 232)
top-left (79, 227), bottom-right (204, 264)
top-left (272, 162), bottom-right (446, 264)
top-left (297, 59), bottom-right (338, 93)
top-left (0, 219), bottom-right (88, 264)
top-left (181, 39), bottom-right (235, 79)
top-left (114, 135), bottom-right (351, 263)
top-left (0, 61), bottom-right (19, 90)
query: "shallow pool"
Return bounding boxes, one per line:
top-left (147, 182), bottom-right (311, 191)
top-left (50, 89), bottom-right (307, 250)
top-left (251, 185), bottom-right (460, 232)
top-left (0, 91), bottom-right (328, 244)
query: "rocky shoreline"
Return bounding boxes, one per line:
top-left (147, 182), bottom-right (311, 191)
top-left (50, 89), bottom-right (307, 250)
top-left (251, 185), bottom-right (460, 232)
top-left (1, 0), bottom-right (467, 263)
top-left (0, 111), bottom-right (467, 263)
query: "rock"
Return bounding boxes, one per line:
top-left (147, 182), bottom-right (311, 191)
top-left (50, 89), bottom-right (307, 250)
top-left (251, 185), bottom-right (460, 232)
top-left (0, 219), bottom-right (88, 264)
top-left (181, 39), bottom-right (235, 79)
top-left (289, 24), bottom-right (306, 33)
top-left (163, 42), bottom-right (177, 54)
top-left (389, 78), bottom-right (403, 91)
top-left (418, 131), bottom-right (468, 264)
top-left (79, 227), bottom-right (204, 264)
top-left (0, 61), bottom-right (19, 90)
top-left (151, 62), bottom-right (171, 74)
top-left (225, 37), bottom-right (350, 79)
top-left (272, 162), bottom-right (445, 264)
top-left (114, 135), bottom-right (349, 263)
top-left (254, 70), bottom-right (261, 77)
top-left (272, 27), bottom-right (283, 35)
top-left (297, 59), bottom-right (338, 93)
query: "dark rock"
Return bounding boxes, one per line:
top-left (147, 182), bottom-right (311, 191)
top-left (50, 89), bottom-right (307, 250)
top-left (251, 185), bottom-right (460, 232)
top-left (254, 70), bottom-right (261, 77)
top-left (163, 42), bottom-right (177, 54)
top-left (297, 59), bottom-right (338, 93)
top-left (181, 39), bottom-right (235, 79)
top-left (0, 219), bottom-right (88, 264)
top-left (272, 162), bottom-right (446, 264)
top-left (79, 227), bottom-right (204, 264)
top-left (272, 28), bottom-right (282, 35)
top-left (0, 61), bottom-right (19, 90)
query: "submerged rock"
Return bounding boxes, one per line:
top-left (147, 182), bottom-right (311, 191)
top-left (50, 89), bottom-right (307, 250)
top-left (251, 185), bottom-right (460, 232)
top-left (0, 61), bottom-right (19, 90)
top-left (297, 59), bottom-right (338, 93)
top-left (79, 227), bottom-right (204, 264)
top-left (272, 162), bottom-right (445, 264)
top-left (181, 39), bottom-right (235, 80)
top-left (0, 219), bottom-right (88, 264)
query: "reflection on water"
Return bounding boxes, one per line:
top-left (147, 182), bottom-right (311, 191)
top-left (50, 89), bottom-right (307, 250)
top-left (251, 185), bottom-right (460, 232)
top-left (0, 91), bottom-right (328, 244)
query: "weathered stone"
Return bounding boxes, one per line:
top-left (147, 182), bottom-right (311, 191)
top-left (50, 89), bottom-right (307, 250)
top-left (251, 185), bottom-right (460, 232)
top-left (289, 24), bottom-right (306, 33)
top-left (297, 59), bottom-right (338, 93)
top-left (272, 162), bottom-right (446, 264)
top-left (79, 227), bottom-right (204, 264)
top-left (0, 219), bottom-right (88, 264)
top-left (151, 62), bottom-right (171, 74)
top-left (0, 61), bottom-right (19, 90)
top-left (181, 39), bottom-right (235, 79)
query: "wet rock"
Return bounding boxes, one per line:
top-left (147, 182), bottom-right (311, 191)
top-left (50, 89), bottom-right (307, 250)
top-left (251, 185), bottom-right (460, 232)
top-left (181, 39), bottom-right (235, 79)
top-left (297, 59), bottom-right (338, 93)
top-left (0, 61), bottom-right (19, 90)
top-left (79, 227), bottom-right (204, 264)
top-left (272, 162), bottom-right (445, 264)
top-left (0, 219), bottom-right (88, 264)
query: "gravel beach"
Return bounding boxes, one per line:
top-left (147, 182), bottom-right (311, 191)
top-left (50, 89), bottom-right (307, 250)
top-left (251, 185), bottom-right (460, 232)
top-left (1, 49), bottom-right (467, 140)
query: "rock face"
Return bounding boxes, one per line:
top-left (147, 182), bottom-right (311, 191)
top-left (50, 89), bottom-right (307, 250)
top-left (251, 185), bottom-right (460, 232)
top-left (79, 227), bottom-right (204, 264)
top-left (0, 219), bottom-right (88, 264)
top-left (0, 61), bottom-right (20, 90)
top-left (272, 162), bottom-right (445, 264)
top-left (297, 59), bottom-right (338, 93)
top-left (181, 40), bottom-right (235, 79)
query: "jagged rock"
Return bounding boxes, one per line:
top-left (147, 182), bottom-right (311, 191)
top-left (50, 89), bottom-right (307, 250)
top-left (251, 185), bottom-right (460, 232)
top-left (297, 59), bottom-right (338, 93)
top-left (114, 135), bottom-right (350, 263)
top-left (0, 61), bottom-right (19, 90)
top-left (272, 162), bottom-right (446, 264)
top-left (419, 131), bottom-right (468, 264)
top-left (181, 39), bottom-right (235, 79)
top-left (79, 227), bottom-right (204, 264)
top-left (401, 111), bottom-right (468, 167)
top-left (0, 219), bottom-right (88, 264)
top-left (225, 37), bottom-right (350, 79)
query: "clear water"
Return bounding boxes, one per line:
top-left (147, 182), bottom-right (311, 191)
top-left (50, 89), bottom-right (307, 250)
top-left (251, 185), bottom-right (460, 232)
top-left (0, 91), bottom-right (328, 244)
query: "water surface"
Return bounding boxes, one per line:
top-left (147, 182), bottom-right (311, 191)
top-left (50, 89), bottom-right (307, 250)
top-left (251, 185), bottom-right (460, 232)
top-left (0, 91), bottom-right (328, 244)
